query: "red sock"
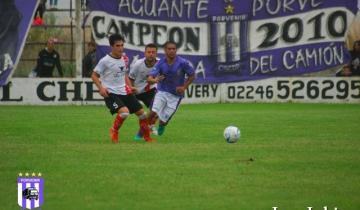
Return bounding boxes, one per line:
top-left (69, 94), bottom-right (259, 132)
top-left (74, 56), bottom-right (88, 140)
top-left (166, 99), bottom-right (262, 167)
top-left (139, 119), bottom-right (151, 139)
top-left (148, 115), bottom-right (158, 127)
top-left (113, 114), bottom-right (125, 131)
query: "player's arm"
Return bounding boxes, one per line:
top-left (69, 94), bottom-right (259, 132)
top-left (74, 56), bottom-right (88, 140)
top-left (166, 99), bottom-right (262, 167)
top-left (184, 74), bottom-right (195, 88)
top-left (176, 62), bottom-right (195, 95)
top-left (147, 74), bottom-right (165, 84)
top-left (128, 76), bottom-right (139, 93)
top-left (147, 64), bottom-right (165, 84)
top-left (123, 55), bottom-right (136, 93)
top-left (91, 71), bottom-right (109, 97)
top-left (34, 51), bottom-right (43, 74)
top-left (176, 73), bottom-right (195, 95)
top-left (127, 63), bottom-right (138, 93)
top-left (128, 76), bottom-right (135, 87)
top-left (125, 73), bottom-right (137, 92)
top-left (176, 61), bottom-right (195, 95)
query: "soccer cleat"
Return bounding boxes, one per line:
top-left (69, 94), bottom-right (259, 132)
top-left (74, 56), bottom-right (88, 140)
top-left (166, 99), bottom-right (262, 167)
top-left (144, 135), bottom-right (156, 143)
top-left (143, 126), bottom-right (156, 142)
top-left (157, 125), bottom-right (165, 136)
top-left (133, 128), bottom-right (143, 141)
top-left (133, 134), bottom-right (143, 141)
top-left (109, 128), bottom-right (119, 144)
top-left (139, 118), bottom-right (155, 142)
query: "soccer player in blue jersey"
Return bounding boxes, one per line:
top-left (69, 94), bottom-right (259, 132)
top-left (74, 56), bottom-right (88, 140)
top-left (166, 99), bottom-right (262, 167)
top-left (147, 41), bottom-right (195, 136)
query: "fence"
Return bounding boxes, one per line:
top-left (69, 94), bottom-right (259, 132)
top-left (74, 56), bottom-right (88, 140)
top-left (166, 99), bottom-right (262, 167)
top-left (14, 6), bottom-right (92, 78)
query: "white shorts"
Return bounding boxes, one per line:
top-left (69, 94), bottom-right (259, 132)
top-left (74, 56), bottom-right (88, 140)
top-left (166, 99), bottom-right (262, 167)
top-left (151, 91), bottom-right (181, 123)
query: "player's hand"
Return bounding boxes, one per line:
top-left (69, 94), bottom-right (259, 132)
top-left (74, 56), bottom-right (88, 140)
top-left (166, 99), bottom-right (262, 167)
top-left (99, 86), bottom-right (109, 97)
top-left (176, 86), bottom-right (186, 95)
top-left (156, 75), bottom-right (165, 82)
top-left (130, 86), bottom-right (138, 94)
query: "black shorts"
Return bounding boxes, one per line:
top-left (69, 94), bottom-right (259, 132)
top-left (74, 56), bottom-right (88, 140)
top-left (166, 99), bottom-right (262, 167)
top-left (135, 88), bottom-right (156, 108)
top-left (104, 93), bottom-right (143, 115)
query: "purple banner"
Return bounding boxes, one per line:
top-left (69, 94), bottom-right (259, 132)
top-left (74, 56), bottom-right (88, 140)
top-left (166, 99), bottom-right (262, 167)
top-left (0, 0), bottom-right (38, 86)
top-left (88, 0), bottom-right (358, 84)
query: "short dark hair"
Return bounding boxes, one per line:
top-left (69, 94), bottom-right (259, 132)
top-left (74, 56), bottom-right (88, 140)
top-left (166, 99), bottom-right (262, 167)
top-left (145, 43), bottom-right (158, 50)
top-left (163, 41), bottom-right (177, 48)
top-left (109, 34), bottom-right (125, 46)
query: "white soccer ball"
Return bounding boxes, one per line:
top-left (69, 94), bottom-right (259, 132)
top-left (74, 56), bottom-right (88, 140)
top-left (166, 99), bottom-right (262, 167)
top-left (223, 126), bottom-right (241, 143)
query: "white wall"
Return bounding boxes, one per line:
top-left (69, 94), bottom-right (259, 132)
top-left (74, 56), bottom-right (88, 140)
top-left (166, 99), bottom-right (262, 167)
top-left (1, 77), bottom-right (359, 105)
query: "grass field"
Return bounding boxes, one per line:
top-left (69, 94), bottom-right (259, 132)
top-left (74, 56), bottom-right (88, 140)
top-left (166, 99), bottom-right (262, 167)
top-left (0, 103), bottom-right (359, 210)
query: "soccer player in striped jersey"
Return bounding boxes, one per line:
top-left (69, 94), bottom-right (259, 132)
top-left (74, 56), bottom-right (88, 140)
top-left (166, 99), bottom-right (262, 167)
top-left (128, 43), bottom-right (162, 140)
top-left (91, 34), bottom-right (153, 143)
top-left (147, 41), bottom-right (195, 136)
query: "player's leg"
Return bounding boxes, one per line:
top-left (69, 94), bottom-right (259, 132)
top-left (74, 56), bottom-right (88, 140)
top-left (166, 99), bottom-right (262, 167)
top-left (156, 92), bottom-right (182, 136)
top-left (157, 120), bottom-right (167, 136)
top-left (148, 91), bottom-right (167, 135)
top-left (149, 115), bottom-right (159, 135)
top-left (134, 109), bottom-right (154, 142)
top-left (133, 94), bottom-right (145, 140)
top-left (105, 94), bottom-right (129, 143)
top-left (141, 89), bottom-right (158, 135)
top-left (110, 107), bottom-right (129, 143)
top-left (125, 94), bottom-right (154, 142)
top-left (147, 110), bottom-right (159, 135)
top-left (133, 92), bottom-right (157, 138)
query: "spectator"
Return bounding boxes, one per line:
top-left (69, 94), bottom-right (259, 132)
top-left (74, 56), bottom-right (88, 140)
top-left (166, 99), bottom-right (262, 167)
top-left (82, 41), bottom-right (97, 77)
top-left (337, 40), bottom-right (360, 76)
top-left (34, 38), bottom-right (63, 77)
top-left (33, 14), bottom-right (44, 26)
top-left (33, 0), bottom-right (46, 25)
top-left (81, 0), bottom-right (89, 10)
top-left (49, 0), bottom-right (58, 9)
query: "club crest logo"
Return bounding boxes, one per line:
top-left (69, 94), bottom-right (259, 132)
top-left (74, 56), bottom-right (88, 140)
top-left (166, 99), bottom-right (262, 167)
top-left (17, 172), bottom-right (44, 209)
top-left (220, 33), bottom-right (240, 48)
top-left (210, 0), bottom-right (249, 76)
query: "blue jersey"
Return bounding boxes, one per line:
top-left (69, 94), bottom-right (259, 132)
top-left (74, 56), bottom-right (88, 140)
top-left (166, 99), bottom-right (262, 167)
top-left (149, 56), bottom-right (195, 97)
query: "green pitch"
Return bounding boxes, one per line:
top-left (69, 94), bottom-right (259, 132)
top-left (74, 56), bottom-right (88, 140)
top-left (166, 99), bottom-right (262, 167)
top-left (0, 103), bottom-right (359, 210)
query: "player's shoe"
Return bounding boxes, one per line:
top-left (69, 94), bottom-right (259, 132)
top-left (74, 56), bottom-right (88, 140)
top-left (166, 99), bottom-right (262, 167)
top-left (133, 134), bottom-right (143, 141)
top-left (144, 135), bottom-right (156, 143)
top-left (133, 129), bottom-right (143, 141)
top-left (109, 128), bottom-right (119, 144)
top-left (157, 125), bottom-right (165, 136)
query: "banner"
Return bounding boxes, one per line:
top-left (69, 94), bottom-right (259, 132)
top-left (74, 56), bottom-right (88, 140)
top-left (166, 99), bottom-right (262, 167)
top-left (1, 77), bottom-right (359, 104)
top-left (88, 0), bottom-right (358, 84)
top-left (0, 0), bottom-right (38, 86)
